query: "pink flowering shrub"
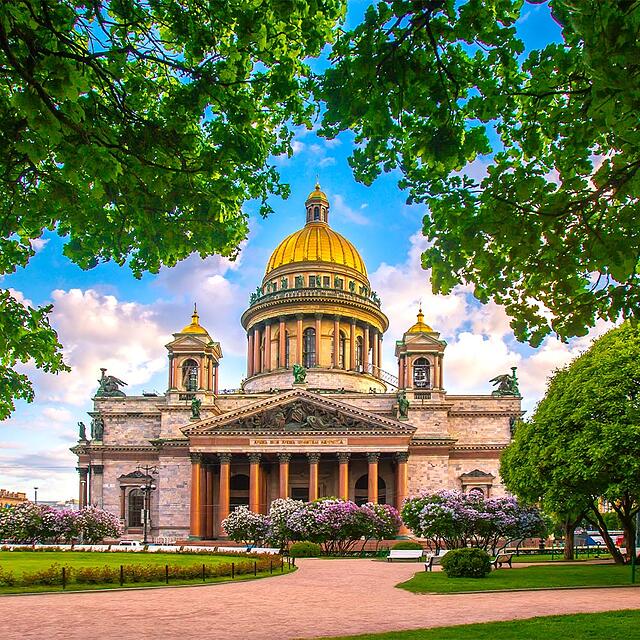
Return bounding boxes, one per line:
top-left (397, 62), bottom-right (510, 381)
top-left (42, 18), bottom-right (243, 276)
top-left (0, 504), bottom-right (121, 544)
top-left (402, 490), bottom-right (545, 552)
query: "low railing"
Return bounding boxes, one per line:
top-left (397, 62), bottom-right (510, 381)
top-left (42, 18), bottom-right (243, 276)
top-left (248, 286), bottom-right (382, 309)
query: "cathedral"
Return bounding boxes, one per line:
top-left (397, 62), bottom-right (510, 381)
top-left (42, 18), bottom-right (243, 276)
top-left (72, 185), bottom-right (522, 541)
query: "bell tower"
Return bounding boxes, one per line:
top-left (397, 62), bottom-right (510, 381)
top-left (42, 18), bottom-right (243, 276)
top-left (166, 304), bottom-right (223, 396)
top-left (395, 308), bottom-right (446, 397)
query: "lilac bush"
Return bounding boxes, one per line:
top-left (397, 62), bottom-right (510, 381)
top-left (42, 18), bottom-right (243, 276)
top-left (0, 503), bottom-right (121, 544)
top-left (402, 490), bottom-right (545, 552)
top-left (221, 506), bottom-right (269, 545)
top-left (266, 498), bottom-right (304, 547)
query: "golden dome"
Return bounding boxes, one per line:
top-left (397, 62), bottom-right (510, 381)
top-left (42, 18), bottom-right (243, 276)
top-left (306, 182), bottom-right (329, 204)
top-left (181, 304), bottom-right (208, 335)
top-left (407, 308), bottom-right (433, 333)
top-left (265, 223), bottom-right (367, 277)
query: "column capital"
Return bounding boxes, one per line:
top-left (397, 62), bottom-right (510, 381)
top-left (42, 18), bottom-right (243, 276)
top-left (295, 313), bottom-right (304, 320)
top-left (350, 317), bottom-right (356, 325)
top-left (190, 453), bottom-right (204, 464)
top-left (248, 452), bottom-right (262, 464)
top-left (337, 452), bottom-right (351, 464)
top-left (77, 467), bottom-right (88, 477)
top-left (218, 453), bottom-right (232, 465)
top-left (395, 452), bottom-right (409, 464)
top-left (91, 465), bottom-right (104, 475)
top-left (366, 452), bottom-right (381, 464)
top-left (278, 315), bottom-right (287, 322)
top-left (307, 452), bottom-right (321, 464)
top-left (314, 312), bottom-right (323, 320)
top-left (333, 314), bottom-right (341, 321)
top-left (277, 452), bottom-right (292, 464)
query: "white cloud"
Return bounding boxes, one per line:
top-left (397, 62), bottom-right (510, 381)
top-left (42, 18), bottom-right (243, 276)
top-left (324, 138), bottom-right (342, 148)
top-left (30, 238), bottom-right (49, 252)
top-left (291, 140), bottom-right (306, 155)
top-left (42, 407), bottom-right (73, 423)
top-left (23, 288), bottom-right (170, 404)
top-left (331, 193), bottom-right (370, 226)
top-left (319, 156), bottom-right (336, 167)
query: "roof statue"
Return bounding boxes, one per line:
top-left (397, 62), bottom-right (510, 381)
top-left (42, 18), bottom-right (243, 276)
top-left (95, 368), bottom-right (127, 397)
top-left (490, 367), bottom-right (520, 396)
top-left (292, 364), bottom-right (307, 384)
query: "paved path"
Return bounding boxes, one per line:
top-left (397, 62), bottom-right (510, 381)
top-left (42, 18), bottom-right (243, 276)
top-left (1, 560), bottom-right (638, 640)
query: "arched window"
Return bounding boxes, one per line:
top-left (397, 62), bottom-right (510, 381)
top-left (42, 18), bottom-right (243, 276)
top-left (313, 206), bottom-right (320, 220)
top-left (355, 336), bottom-right (363, 372)
top-left (127, 489), bottom-right (144, 527)
top-left (468, 487), bottom-right (484, 497)
top-left (303, 328), bottom-right (316, 368)
top-left (354, 474), bottom-right (387, 506)
top-left (230, 474), bottom-right (250, 510)
top-left (331, 331), bottom-right (347, 369)
top-left (413, 357), bottom-right (430, 389)
top-left (182, 359), bottom-right (199, 391)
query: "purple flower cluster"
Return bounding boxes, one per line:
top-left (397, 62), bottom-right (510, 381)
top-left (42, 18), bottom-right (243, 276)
top-left (402, 490), bottom-right (545, 552)
top-left (221, 497), bottom-right (401, 554)
top-left (0, 503), bottom-right (121, 544)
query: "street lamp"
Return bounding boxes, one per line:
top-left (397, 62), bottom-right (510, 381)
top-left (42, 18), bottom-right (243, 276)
top-left (136, 464), bottom-right (158, 545)
top-left (34, 487), bottom-right (38, 504)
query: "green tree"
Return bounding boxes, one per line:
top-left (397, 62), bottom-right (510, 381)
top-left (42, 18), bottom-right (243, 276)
top-left (320, 0), bottom-right (640, 346)
top-left (501, 323), bottom-right (640, 564)
top-left (0, 0), bottom-right (345, 418)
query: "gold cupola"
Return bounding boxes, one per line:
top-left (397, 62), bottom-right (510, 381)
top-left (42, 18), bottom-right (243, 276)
top-left (265, 183), bottom-right (367, 277)
top-left (407, 308), bottom-right (434, 334)
top-left (180, 303), bottom-right (209, 335)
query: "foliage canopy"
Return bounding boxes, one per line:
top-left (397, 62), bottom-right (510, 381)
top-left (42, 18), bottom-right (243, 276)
top-left (321, 0), bottom-right (640, 346)
top-left (0, 0), bottom-right (344, 418)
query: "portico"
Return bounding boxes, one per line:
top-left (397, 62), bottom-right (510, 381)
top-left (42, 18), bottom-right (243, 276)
top-left (183, 387), bottom-right (414, 538)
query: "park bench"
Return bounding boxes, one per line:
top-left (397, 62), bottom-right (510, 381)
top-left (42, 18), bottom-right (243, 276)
top-left (491, 553), bottom-right (513, 569)
top-left (424, 550), bottom-right (449, 572)
top-left (387, 549), bottom-right (424, 562)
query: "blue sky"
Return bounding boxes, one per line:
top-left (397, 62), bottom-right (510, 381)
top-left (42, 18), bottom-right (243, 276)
top-left (1, 2), bottom-right (609, 501)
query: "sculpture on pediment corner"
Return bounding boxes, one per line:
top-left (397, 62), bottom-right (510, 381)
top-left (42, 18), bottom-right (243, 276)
top-left (292, 364), bottom-right (307, 384)
top-left (95, 368), bottom-right (127, 397)
top-left (490, 367), bottom-right (520, 397)
top-left (90, 416), bottom-right (104, 440)
top-left (397, 390), bottom-right (410, 418)
top-left (77, 421), bottom-right (87, 441)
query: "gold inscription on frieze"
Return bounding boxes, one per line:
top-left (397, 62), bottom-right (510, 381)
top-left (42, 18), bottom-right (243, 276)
top-left (249, 438), bottom-right (348, 447)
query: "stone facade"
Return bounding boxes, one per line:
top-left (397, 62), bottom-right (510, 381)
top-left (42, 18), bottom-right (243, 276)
top-left (71, 186), bottom-right (521, 541)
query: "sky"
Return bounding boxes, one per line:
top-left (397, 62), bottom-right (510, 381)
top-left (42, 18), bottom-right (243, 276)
top-left (0, 2), bottom-right (614, 502)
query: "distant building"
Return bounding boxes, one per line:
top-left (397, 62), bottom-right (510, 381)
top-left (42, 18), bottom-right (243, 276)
top-left (0, 489), bottom-right (27, 507)
top-left (38, 499), bottom-right (80, 511)
top-left (72, 185), bottom-right (522, 541)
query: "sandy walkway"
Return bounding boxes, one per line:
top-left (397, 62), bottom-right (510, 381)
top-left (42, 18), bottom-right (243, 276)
top-left (0, 559), bottom-right (638, 639)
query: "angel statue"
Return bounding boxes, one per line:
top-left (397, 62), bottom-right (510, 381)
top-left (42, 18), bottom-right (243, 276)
top-left (292, 364), bottom-right (307, 384)
top-left (490, 367), bottom-right (520, 396)
top-left (95, 368), bottom-right (127, 397)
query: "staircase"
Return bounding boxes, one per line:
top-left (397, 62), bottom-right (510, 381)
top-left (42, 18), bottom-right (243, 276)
top-left (367, 364), bottom-right (399, 389)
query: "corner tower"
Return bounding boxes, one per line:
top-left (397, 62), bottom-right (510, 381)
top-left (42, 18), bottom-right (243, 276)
top-left (241, 184), bottom-right (389, 392)
top-left (166, 304), bottom-right (223, 397)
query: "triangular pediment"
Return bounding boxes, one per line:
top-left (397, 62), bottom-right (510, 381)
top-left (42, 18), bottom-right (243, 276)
top-left (166, 334), bottom-right (209, 349)
top-left (183, 388), bottom-right (416, 436)
top-left (404, 333), bottom-right (443, 347)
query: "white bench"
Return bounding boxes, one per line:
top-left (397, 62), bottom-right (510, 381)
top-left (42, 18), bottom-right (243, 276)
top-left (387, 549), bottom-right (424, 562)
top-left (424, 550), bottom-right (449, 571)
top-left (216, 546), bottom-right (250, 553)
top-left (248, 547), bottom-right (281, 555)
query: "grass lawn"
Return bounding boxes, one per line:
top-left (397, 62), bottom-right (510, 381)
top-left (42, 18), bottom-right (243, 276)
top-left (398, 563), bottom-right (637, 594)
top-left (511, 553), bottom-right (611, 563)
top-left (316, 610), bottom-right (640, 640)
top-left (0, 551), bottom-right (293, 594)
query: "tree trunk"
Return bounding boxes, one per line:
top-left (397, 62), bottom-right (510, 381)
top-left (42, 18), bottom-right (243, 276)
top-left (563, 520), bottom-right (576, 560)
top-left (587, 505), bottom-right (625, 564)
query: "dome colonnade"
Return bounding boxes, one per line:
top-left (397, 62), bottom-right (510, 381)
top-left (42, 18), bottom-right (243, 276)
top-left (241, 185), bottom-right (389, 393)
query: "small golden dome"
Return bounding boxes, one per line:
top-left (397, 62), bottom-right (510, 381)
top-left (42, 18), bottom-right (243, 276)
top-left (306, 181), bottom-right (329, 204)
top-left (265, 224), bottom-right (367, 276)
top-left (407, 308), bottom-right (433, 333)
top-left (181, 304), bottom-right (208, 335)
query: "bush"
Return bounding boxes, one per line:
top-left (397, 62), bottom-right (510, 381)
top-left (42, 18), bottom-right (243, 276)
top-left (289, 541), bottom-right (322, 557)
top-left (441, 548), bottom-right (491, 578)
top-left (392, 541), bottom-right (423, 550)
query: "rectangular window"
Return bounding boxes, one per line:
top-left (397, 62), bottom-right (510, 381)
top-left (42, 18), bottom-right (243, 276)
top-left (309, 275), bottom-right (317, 287)
top-left (323, 276), bottom-right (331, 288)
top-left (335, 277), bottom-right (343, 289)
